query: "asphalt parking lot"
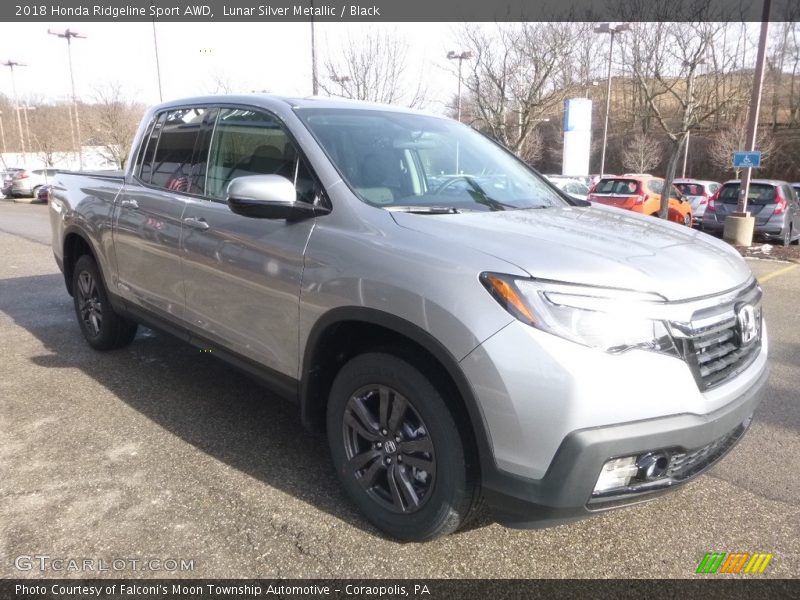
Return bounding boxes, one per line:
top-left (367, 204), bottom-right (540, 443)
top-left (1, 201), bottom-right (798, 579)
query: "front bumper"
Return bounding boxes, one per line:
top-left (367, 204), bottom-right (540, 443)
top-left (481, 364), bottom-right (768, 528)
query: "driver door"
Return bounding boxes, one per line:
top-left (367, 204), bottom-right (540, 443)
top-left (179, 107), bottom-right (320, 379)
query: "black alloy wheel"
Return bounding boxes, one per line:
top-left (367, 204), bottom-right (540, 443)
top-left (342, 384), bottom-right (436, 514)
top-left (327, 352), bottom-right (480, 541)
top-left (72, 254), bottom-right (138, 350)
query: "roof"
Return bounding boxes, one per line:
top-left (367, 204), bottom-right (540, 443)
top-left (147, 94), bottom-right (445, 119)
top-left (721, 179), bottom-right (790, 185)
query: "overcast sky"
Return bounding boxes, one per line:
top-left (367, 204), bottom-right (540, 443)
top-left (1, 22), bottom-right (461, 113)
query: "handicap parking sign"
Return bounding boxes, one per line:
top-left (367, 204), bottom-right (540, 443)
top-left (733, 151), bottom-right (762, 168)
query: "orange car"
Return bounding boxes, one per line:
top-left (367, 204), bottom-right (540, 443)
top-left (588, 175), bottom-right (693, 226)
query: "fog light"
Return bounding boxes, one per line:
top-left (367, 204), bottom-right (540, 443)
top-left (637, 452), bottom-right (669, 481)
top-left (594, 456), bottom-right (638, 493)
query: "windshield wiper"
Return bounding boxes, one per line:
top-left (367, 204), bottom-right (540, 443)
top-left (385, 206), bottom-right (462, 214)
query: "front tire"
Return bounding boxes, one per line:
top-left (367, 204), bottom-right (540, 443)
top-left (327, 352), bottom-right (479, 541)
top-left (72, 254), bottom-right (138, 350)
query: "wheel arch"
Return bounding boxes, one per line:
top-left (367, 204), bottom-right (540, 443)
top-left (300, 306), bottom-right (495, 478)
top-left (62, 228), bottom-right (99, 296)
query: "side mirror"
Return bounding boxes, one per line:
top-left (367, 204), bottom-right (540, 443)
top-left (227, 175), bottom-right (328, 220)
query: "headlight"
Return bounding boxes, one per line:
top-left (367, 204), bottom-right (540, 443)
top-left (480, 272), bottom-right (677, 355)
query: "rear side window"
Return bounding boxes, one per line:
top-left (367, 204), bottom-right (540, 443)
top-left (719, 183), bottom-right (776, 204)
top-left (149, 107), bottom-right (213, 193)
top-left (675, 183), bottom-right (704, 196)
top-left (138, 113), bottom-right (165, 183)
top-left (594, 179), bottom-right (640, 194)
top-left (206, 108), bottom-right (313, 202)
top-left (647, 179), bottom-right (664, 194)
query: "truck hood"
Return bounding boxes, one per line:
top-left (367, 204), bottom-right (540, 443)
top-left (390, 204), bottom-right (752, 301)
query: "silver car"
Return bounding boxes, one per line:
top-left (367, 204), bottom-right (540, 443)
top-left (673, 179), bottom-right (721, 226)
top-left (701, 179), bottom-right (800, 246)
top-left (50, 96), bottom-right (769, 541)
top-left (11, 168), bottom-right (60, 198)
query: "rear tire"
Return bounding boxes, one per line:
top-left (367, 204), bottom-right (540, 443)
top-left (72, 254), bottom-right (138, 350)
top-left (781, 225), bottom-right (792, 247)
top-left (326, 352), bottom-right (480, 541)
top-left (31, 185), bottom-right (42, 201)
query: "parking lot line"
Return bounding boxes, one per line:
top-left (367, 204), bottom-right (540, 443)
top-left (758, 263), bottom-right (798, 283)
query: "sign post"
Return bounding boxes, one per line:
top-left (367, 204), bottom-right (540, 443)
top-left (723, 0), bottom-right (771, 247)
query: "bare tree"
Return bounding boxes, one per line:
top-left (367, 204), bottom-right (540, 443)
top-left (621, 133), bottom-right (662, 173)
top-left (625, 21), bottom-right (747, 218)
top-left (320, 31), bottom-right (425, 107)
top-left (458, 23), bottom-right (574, 157)
top-left (88, 84), bottom-right (144, 169)
top-left (707, 119), bottom-right (777, 178)
top-left (27, 102), bottom-right (74, 167)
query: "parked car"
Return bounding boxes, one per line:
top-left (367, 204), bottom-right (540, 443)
top-left (673, 179), bottom-right (722, 226)
top-left (545, 175), bottom-right (590, 201)
top-left (588, 175), bottom-right (693, 226)
top-left (11, 168), bottom-right (60, 198)
top-left (1, 167), bottom-right (25, 197)
top-left (701, 179), bottom-right (799, 245)
top-left (50, 96), bottom-right (767, 541)
top-left (36, 184), bottom-right (52, 204)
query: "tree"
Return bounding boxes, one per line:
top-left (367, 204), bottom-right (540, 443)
top-left (320, 31), bottom-right (425, 107)
top-left (621, 133), bottom-right (662, 173)
top-left (457, 23), bottom-right (575, 157)
top-left (88, 84), bottom-right (144, 169)
top-left (27, 103), bottom-right (74, 167)
top-left (707, 119), bottom-right (777, 178)
top-left (625, 21), bottom-right (747, 218)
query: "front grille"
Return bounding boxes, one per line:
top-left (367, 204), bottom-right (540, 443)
top-left (683, 309), bottom-right (762, 390)
top-left (669, 284), bottom-right (763, 392)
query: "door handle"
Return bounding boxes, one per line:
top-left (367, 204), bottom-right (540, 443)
top-left (120, 199), bottom-right (139, 209)
top-left (183, 216), bottom-right (210, 231)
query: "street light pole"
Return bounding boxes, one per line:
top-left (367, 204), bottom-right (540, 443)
top-left (310, 0), bottom-right (318, 95)
top-left (48, 29), bottom-right (86, 170)
top-left (594, 23), bottom-right (630, 177)
top-left (0, 111), bottom-right (7, 163)
top-left (2, 60), bottom-right (27, 164)
top-left (681, 58), bottom-right (707, 178)
top-left (447, 50), bottom-right (473, 122)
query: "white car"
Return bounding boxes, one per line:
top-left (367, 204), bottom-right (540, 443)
top-left (546, 175), bottom-right (590, 201)
top-left (673, 179), bottom-right (721, 226)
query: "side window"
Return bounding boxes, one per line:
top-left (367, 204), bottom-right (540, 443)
top-left (138, 112), bottom-right (166, 184)
top-left (648, 180), bottom-right (663, 194)
top-left (149, 107), bottom-right (212, 193)
top-left (206, 108), bottom-right (312, 202)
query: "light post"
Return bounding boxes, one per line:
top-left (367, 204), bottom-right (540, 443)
top-left (2, 60), bottom-right (27, 164)
top-left (0, 111), bottom-right (7, 169)
top-left (331, 74), bottom-right (351, 97)
top-left (681, 57), bottom-right (708, 178)
top-left (310, 0), bottom-right (318, 95)
top-left (593, 23), bottom-right (630, 177)
top-left (21, 104), bottom-right (34, 158)
top-left (446, 50), bottom-right (472, 122)
top-left (48, 28), bottom-right (86, 170)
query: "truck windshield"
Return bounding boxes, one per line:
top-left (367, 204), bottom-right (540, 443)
top-left (294, 108), bottom-right (566, 212)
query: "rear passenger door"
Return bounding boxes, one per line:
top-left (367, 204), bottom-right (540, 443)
top-left (113, 107), bottom-right (216, 321)
top-left (180, 107), bottom-right (322, 379)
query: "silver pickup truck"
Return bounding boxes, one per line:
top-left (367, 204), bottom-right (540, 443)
top-left (50, 95), bottom-right (768, 541)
